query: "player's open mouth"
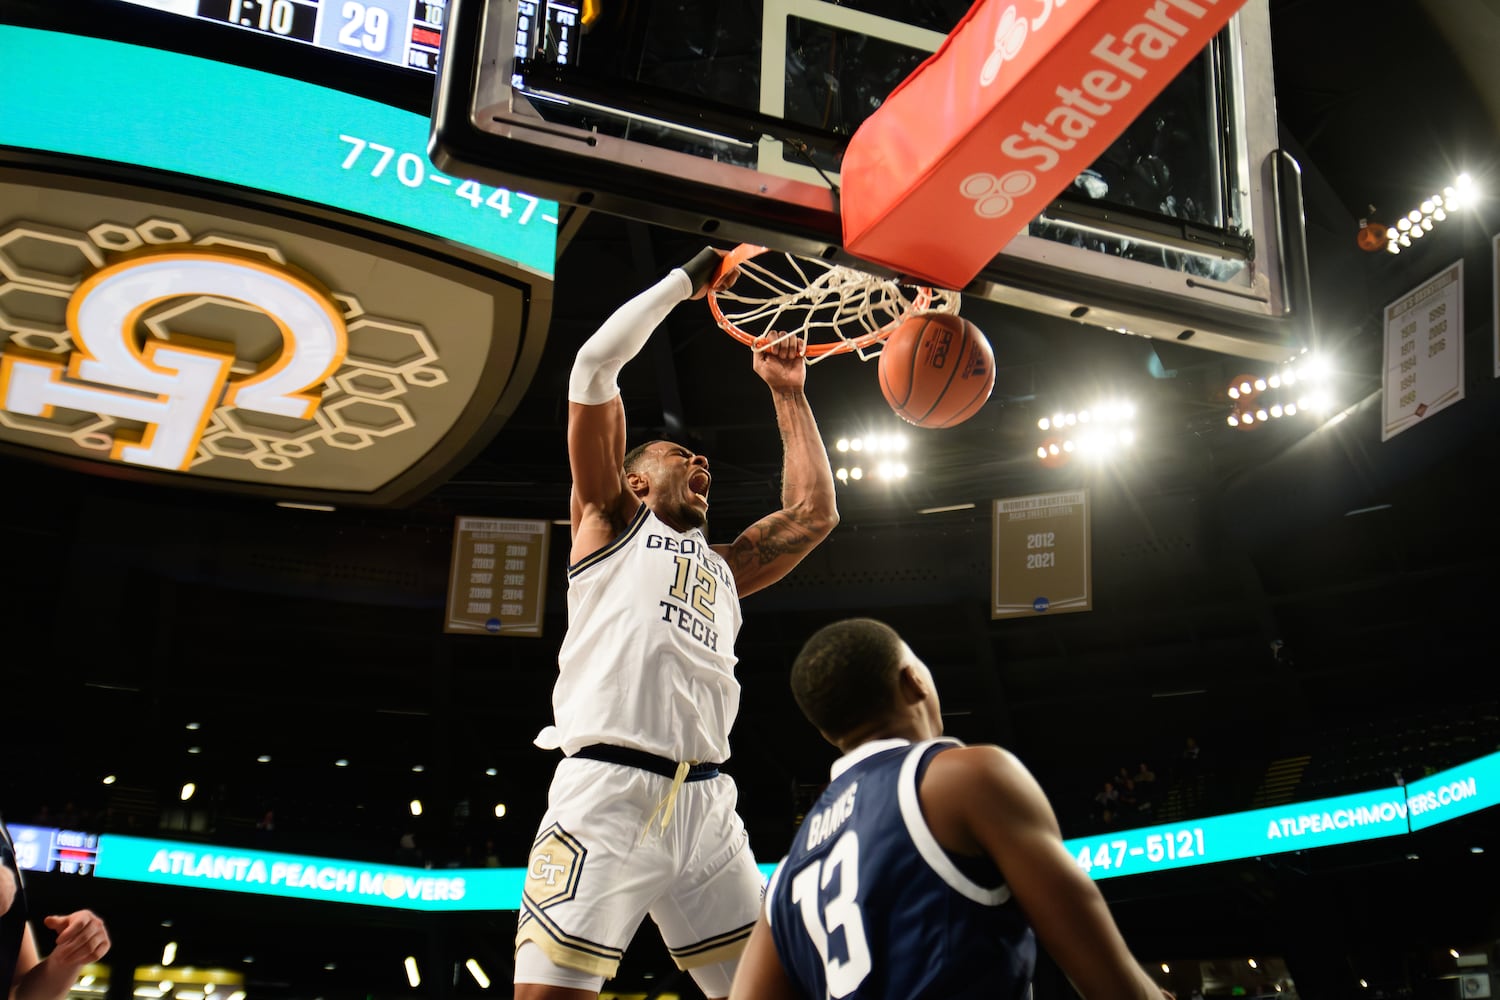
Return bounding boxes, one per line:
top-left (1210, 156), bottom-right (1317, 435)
top-left (689, 471), bottom-right (711, 504)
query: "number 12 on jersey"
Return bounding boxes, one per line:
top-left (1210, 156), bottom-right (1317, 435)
top-left (789, 832), bottom-right (872, 998)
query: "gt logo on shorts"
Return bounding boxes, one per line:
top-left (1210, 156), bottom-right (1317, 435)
top-left (524, 823), bottom-right (586, 907)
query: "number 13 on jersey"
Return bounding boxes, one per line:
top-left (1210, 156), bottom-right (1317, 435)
top-left (789, 832), bottom-right (873, 998)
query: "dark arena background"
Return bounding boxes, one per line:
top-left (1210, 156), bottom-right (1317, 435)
top-left (2, 1), bottom-right (1499, 999)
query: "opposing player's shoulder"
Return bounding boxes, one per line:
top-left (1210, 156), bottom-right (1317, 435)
top-left (929, 742), bottom-right (1024, 776)
top-left (919, 743), bottom-right (1027, 856)
top-left (925, 743), bottom-right (1044, 805)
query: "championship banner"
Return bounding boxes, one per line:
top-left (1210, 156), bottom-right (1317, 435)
top-left (1382, 260), bottom-right (1464, 441)
top-left (444, 517), bottom-right (551, 636)
top-left (841, 0), bottom-right (1250, 289)
top-left (992, 489), bottom-right (1090, 618)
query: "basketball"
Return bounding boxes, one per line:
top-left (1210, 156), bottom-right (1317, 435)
top-left (877, 312), bottom-right (995, 428)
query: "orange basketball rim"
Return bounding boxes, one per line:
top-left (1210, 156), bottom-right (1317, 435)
top-left (707, 243), bottom-right (962, 363)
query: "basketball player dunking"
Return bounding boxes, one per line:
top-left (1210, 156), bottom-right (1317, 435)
top-left (513, 248), bottom-right (840, 1000)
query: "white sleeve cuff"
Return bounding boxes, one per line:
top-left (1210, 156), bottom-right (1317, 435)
top-left (567, 269), bottom-right (693, 405)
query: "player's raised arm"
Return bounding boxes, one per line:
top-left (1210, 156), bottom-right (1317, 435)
top-left (566, 248), bottom-right (723, 562)
top-left (923, 746), bottom-right (1169, 1000)
top-left (714, 337), bottom-right (839, 598)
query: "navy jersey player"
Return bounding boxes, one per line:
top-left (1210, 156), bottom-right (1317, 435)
top-left (731, 619), bottom-right (1172, 1000)
top-left (514, 248), bottom-right (839, 1000)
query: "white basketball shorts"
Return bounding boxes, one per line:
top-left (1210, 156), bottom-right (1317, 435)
top-left (514, 754), bottom-right (765, 979)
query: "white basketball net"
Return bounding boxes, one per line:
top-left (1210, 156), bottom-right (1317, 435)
top-left (709, 249), bottom-right (961, 364)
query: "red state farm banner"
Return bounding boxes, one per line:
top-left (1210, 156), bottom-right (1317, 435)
top-left (840, 0), bottom-right (1249, 290)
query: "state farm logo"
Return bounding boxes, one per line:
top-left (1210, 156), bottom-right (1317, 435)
top-left (978, 0), bottom-right (1068, 87)
top-left (960, 170), bottom-right (1037, 218)
top-left (980, 6), bottom-right (1030, 86)
top-left (961, 0), bottom-right (1223, 223)
top-left (966, 0), bottom-right (1067, 219)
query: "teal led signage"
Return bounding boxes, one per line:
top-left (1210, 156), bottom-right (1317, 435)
top-left (0, 25), bottom-right (556, 277)
top-left (52, 749), bottom-right (1500, 907)
top-left (1064, 748), bottom-right (1500, 880)
top-left (87, 832), bottom-right (766, 911)
top-left (1062, 785), bottom-right (1413, 881)
top-left (93, 835), bottom-right (526, 911)
top-left (1404, 752), bottom-right (1498, 831)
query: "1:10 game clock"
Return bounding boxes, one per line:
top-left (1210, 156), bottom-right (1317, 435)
top-left (199, 0), bottom-right (319, 42)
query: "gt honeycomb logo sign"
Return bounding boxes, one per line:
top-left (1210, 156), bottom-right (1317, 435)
top-left (0, 217), bottom-right (448, 475)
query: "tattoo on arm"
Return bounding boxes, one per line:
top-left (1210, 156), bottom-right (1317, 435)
top-left (728, 511), bottom-right (816, 570)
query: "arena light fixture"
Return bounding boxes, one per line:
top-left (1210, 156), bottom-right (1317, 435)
top-left (831, 431), bottom-right (910, 484)
top-left (1225, 351), bottom-right (1330, 430)
top-left (1035, 400), bottom-right (1136, 464)
top-left (404, 957), bottom-right (421, 988)
top-left (1377, 173), bottom-right (1475, 254)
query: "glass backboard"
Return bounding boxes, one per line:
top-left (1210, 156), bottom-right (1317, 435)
top-left (430, 0), bottom-right (1307, 362)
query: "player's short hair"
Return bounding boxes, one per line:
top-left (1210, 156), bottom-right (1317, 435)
top-left (623, 439), bottom-right (665, 474)
top-left (791, 618), bottom-right (906, 738)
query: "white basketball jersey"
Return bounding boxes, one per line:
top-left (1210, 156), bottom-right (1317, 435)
top-left (539, 505), bottom-right (743, 762)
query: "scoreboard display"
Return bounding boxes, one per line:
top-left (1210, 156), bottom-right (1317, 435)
top-left (6, 824), bottom-right (100, 876)
top-left (118, 0), bottom-right (448, 72)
